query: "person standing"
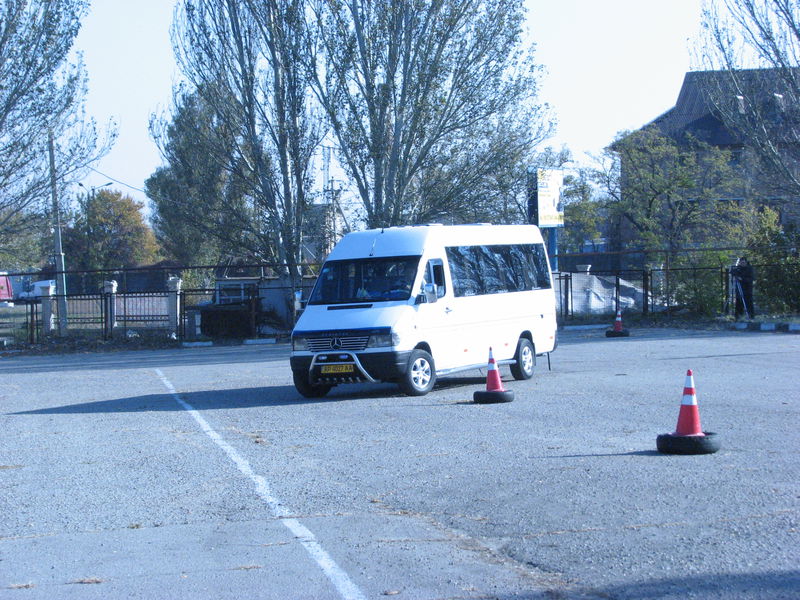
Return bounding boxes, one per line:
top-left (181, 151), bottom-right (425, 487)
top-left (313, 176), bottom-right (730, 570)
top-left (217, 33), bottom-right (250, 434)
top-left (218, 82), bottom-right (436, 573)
top-left (732, 257), bottom-right (755, 319)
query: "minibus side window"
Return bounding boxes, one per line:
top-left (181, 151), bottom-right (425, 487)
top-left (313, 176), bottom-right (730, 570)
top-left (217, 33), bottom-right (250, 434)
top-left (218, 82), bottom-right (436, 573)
top-left (478, 246), bottom-right (505, 294)
top-left (432, 263), bottom-right (445, 296)
top-left (446, 243), bottom-right (551, 297)
top-left (422, 259), bottom-right (446, 298)
top-left (504, 245), bottom-right (529, 291)
top-left (529, 244), bottom-right (552, 289)
top-left (445, 247), bottom-right (481, 296)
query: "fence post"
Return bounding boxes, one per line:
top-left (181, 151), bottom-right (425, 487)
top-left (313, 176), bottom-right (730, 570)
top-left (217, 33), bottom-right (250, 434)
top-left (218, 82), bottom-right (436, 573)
top-left (722, 266), bottom-right (730, 315)
top-left (642, 270), bottom-right (650, 316)
top-left (40, 282), bottom-right (56, 336)
top-left (167, 277), bottom-right (182, 339)
top-left (103, 280), bottom-right (117, 339)
top-left (26, 302), bottom-right (38, 344)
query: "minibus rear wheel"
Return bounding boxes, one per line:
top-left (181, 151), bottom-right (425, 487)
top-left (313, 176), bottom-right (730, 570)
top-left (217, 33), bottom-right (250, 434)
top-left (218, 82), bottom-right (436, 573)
top-left (293, 371), bottom-right (333, 398)
top-left (400, 349), bottom-right (436, 396)
top-left (510, 338), bottom-right (535, 380)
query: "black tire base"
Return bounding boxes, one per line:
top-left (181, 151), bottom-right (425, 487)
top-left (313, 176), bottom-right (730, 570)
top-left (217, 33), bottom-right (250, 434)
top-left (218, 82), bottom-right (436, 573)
top-left (656, 431), bottom-right (720, 455)
top-left (473, 390), bottom-right (514, 404)
top-left (605, 329), bottom-right (630, 337)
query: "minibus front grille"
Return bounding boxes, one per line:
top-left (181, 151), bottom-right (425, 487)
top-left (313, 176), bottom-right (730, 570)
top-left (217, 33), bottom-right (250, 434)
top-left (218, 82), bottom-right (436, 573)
top-left (307, 335), bottom-right (370, 352)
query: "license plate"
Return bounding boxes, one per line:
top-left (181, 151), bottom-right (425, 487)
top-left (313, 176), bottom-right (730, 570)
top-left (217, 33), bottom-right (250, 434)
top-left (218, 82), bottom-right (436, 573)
top-left (320, 364), bottom-right (354, 374)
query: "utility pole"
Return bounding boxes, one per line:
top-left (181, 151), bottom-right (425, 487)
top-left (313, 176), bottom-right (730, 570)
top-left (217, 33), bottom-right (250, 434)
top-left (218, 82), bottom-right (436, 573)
top-left (48, 130), bottom-right (69, 335)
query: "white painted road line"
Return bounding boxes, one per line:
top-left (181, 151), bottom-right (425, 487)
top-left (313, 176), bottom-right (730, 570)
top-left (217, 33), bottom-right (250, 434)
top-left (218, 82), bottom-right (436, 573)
top-left (154, 369), bottom-right (367, 600)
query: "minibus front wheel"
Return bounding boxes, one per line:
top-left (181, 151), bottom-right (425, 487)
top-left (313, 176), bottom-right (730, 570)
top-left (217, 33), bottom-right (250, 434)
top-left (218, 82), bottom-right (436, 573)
top-left (400, 349), bottom-right (437, 396)
top-left (510, 338), bottom-right (535, 380)
top-left (293, 371), bottom-right (333, 398)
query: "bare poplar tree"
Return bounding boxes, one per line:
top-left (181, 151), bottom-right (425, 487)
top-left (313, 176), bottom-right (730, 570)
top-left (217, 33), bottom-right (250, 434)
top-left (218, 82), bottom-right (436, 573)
top-left (0, 0), bottom-right (111, 262)
top-left (170, 0), bottom-right (323, 281)
top-left (699, 0), bottom-right (800, 198)
top-left (308, 0), bottom-right (551, 228)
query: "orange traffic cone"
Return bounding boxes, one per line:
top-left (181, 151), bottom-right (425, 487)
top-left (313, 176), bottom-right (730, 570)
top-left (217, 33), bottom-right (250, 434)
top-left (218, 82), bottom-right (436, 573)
top-left (675, 369), bottom-right (703, 436)
top-left (657, 370), bottom-right (721, 454)
top-left (473, 347), bottom-right (514, 404)
top-left (486, 347), bottom-right (504, 391)
top-left (606, 309), bottom-right (630, 337)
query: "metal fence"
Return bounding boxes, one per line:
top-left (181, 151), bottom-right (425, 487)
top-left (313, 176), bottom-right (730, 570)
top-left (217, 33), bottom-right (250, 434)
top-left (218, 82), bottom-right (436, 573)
top-left (555, 268), bottom-right (717, 320)
top-left (61, 294), bottom-right (104, 329)
top-left (115, 293), bottom-right (172, 330)
top-left (556, 269), bottom-right (664, 319)
top-left (0, 303), bottom-right (40, 346)
top-left (3, 290), bottom-right (176, 344)
top-left (3, 257), bottom-right (796, 349)
top-left (555, 262), bottom-right (798, 320)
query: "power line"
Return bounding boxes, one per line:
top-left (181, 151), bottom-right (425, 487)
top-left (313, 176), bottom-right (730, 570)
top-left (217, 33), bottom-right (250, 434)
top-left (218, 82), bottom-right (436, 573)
top-left (88, 166), bottom-right (147, 195)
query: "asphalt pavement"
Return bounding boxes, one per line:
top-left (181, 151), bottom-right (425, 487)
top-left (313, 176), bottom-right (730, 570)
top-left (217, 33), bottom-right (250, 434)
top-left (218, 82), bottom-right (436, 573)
top-left (0, 328), bottom-right (798, 599)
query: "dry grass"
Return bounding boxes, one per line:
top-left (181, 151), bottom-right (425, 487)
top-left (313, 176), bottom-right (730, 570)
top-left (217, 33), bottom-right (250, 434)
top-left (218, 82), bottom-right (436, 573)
top-left (71, 577), bottom-right (104, 584)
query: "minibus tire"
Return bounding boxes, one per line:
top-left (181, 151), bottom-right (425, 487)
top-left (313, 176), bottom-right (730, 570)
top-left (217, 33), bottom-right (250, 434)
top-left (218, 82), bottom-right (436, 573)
top-left (293, 372), bottom-right (333, 399)
top-left (510, 338), bottom-right (535, 380)
top-left (400, 349), bottom-right (436, 396)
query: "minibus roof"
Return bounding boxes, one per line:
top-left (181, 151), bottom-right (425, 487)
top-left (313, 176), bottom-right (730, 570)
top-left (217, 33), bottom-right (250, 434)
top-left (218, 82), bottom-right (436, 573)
top-left (326, 224), bottom-right (545, 261)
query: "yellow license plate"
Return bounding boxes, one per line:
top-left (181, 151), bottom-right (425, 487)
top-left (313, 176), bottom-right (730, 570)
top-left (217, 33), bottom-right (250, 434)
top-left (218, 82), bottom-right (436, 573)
top-left (320, 364), bottom-right (354, 374)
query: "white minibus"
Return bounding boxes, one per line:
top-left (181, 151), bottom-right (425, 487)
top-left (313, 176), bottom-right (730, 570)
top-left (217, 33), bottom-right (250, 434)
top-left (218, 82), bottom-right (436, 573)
top-left (290, 224), bottom-right (557, 397)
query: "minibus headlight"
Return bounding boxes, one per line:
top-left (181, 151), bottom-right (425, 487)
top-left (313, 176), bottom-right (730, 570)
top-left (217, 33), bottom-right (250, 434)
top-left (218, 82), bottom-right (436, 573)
top-left (368, 331), bottom-right (399, 347)
top-left (292, 336), bottom-right (308, 351)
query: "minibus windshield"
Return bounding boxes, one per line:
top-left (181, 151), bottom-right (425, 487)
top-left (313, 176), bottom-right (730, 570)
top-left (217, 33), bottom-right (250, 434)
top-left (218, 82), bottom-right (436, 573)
top-left (308, 256), bottom-right (421, 304)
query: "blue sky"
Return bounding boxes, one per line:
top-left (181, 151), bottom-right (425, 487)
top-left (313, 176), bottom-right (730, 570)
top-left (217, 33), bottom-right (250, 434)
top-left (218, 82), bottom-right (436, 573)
top-left (74, 0), bottom-right (703, 209)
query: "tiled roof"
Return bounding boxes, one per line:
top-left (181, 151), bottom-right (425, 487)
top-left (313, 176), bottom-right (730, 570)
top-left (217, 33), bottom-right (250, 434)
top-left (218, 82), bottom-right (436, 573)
top-left (646, 69), bottom-right (796, 146)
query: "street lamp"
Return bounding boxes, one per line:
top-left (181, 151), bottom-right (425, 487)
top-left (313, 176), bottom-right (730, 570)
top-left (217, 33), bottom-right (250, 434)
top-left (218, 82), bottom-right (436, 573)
top-left (78, 181), bottom-right (113, 199)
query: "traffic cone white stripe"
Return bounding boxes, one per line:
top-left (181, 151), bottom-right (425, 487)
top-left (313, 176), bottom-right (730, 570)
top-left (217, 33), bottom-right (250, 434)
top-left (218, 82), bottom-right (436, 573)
top-left (682, 371), bottom-right (698, 405)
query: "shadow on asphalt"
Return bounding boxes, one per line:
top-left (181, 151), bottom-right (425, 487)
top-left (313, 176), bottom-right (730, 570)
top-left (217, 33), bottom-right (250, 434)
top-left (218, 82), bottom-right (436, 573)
top-left (559, 569), bottom-right (800, 600)
top-left (11, 385), bottom-right (342, 414)
top-left (0, 344), bottom-right (288, 375)
top-left (553, 450), bottom-right (663, 458)
top-left (9, 373), bottom-right (495, 415)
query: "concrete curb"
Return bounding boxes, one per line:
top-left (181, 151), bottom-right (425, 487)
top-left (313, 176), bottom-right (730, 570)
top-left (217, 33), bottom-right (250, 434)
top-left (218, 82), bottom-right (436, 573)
top-left (560, 321), bottom-right (800, 334)
top-left (561, 324), bottom-right (610, 331)
top-left (182, 338), bottom-right (286, 348)
top-left (730, 321), bottom-right (800, 333)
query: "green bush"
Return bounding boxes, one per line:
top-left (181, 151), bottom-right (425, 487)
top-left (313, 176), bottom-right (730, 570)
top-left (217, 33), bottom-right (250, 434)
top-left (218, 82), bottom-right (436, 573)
top-left (745, 209), bottom-right (800, 314)
top-left (669, 251), bottom-right (729, 316)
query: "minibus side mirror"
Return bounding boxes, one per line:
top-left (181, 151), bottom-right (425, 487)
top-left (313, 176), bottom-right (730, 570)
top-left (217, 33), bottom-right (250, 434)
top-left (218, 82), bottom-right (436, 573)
top-left (422, 283), bottom-right (438, 304)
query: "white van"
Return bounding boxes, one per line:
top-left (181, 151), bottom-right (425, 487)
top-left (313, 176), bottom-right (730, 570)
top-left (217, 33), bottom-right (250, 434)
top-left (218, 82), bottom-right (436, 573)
top-left (290, 224), bottom-right (557, 397)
